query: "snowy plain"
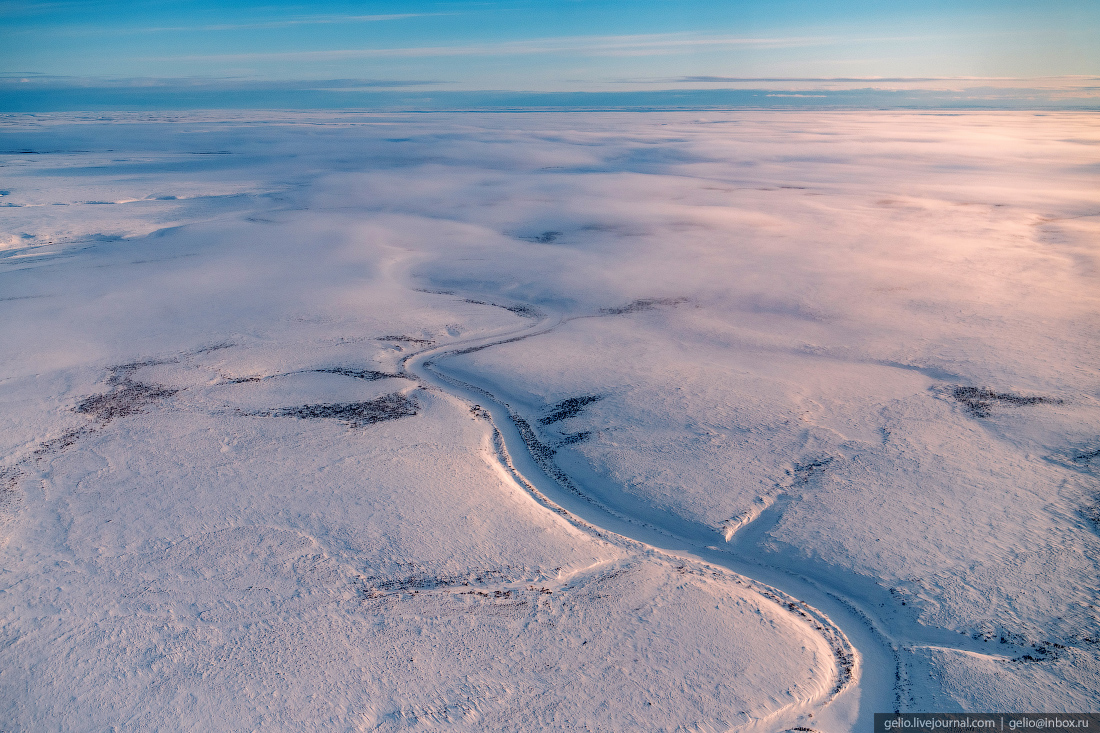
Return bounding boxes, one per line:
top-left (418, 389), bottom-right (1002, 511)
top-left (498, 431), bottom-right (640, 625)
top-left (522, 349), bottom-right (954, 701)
top-left (1, 110), bottom-right (1098, 730)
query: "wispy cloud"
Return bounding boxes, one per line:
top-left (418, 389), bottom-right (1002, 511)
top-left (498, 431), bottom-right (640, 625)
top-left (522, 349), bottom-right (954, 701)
top-left (7, 11), bottom-right (437, 34)
top-left (0, 75), bottom-right (450, 89)
top-left (135, 13), bottom-right (438, 34)
top-left (669, 75), bottom-right (1100, 84)
top-left (597, 75), bottom-right (1100, 94)
top-left (673, 76), bottom-right (959, 83)
top-left (0, 0), bottom-right (85, 17)
top-left (673, 75), bottom-right (1100, 89)
top-left (150, 32), bottom-right (836, 64)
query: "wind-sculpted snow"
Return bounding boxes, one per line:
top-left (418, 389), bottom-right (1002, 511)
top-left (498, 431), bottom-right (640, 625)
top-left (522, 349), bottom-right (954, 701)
top-left (1, 110), bottom-right (1098, 728)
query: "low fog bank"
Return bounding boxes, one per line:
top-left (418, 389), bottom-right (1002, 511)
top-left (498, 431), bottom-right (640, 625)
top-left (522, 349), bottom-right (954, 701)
top-left (1, 110), bottom-right (1098, 726)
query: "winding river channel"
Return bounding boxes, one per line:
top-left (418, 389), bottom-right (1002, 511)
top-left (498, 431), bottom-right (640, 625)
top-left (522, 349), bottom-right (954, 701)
top-left (401, 305), bottom-right (901, 732)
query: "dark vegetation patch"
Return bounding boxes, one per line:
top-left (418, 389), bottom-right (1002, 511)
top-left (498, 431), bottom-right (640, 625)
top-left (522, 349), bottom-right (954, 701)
top-left (451, 332), bottom-right (532, 356)
top-left (0, 467), bottom-right (19, 496)
top-left (557, 431), bottom-right (591, 446)
top-left (599, 296), bottom-right (688, 315)
top-left (378, 335), bottom-right (433, 345)
top-left (250, 392), bottom-right (417, 428)
top-left (224, 367), bottom-right (406, 384)
top-left (504, 303), bottom-right (539, 318)
top-left (889, 586), bottom-right (914, 607)
top-left (356, 568), bottom-right (514, 599)
top-left (539, 395), bottom-right (603, 425)
top-left (0, 467), bottom-right (20, 514)
top-left (1081, 496), bottom-right (1100, 531)
top-left (1073, 447), bottom-right (1100, 465)
top-left (952, 386), bottom-right (1063, 418)
top-left (460, 588), bottom-right (519, 599)
top-left (1013, 641), bottom-right (1066, 664)
top-left (521, 231), bottom-right (562, 244)
top-left (105, 359), bottom-right (176, 386)
top-left (962, 622), bottom-right (1097, 664)
top-left (513, 415), bottom-right (558, 464)
top-left (788, 456), bottom-right (834, 486)
top-left (994, 629), bottom-right (1029, 646)
top-left (314, 367), bottom-right (401, 381)
top-left (33, 426), bottom-right (95, 456)
top-left (194, 341), bottom-right (234, 354)
top-left (462, 298), bottom-right (539, 319)
top-left (0, 294), bottom-right (50, 302)
top-left (76, 360), bottom-right (181, 424)
top-left (508, 412), bottom-right (582, 492)
top-left (43, 361), bottom-right (188, 456)
top-left (76, 382), bottom-right (179, 423)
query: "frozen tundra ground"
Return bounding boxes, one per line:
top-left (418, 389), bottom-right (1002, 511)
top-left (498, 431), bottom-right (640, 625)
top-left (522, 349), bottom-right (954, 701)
top-left (0, 110), bottom-right (1098, 731)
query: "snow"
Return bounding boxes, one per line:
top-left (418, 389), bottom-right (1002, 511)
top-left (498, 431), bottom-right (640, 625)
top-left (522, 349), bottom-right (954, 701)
top-left (1, 109), bottom-right (1098, 730)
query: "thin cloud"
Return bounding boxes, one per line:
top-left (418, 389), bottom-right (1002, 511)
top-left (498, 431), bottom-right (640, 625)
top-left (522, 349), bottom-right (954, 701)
top-left (593, 75), bottom-right (1100, 95)
top-left (669, 75), bottom-right (1100, 83)
top-left (675, 76), bottom-right (955, 83)
top-left (152, 33), bottom-right (837, 64)
top-left (0, 75), bottom-right (450, 89)
top-left (138, 14), bottom-right (438, 33)
top-left (9, 12), bottom-right (443, 36)
top-left (0, 0), bottom-right (84, 16)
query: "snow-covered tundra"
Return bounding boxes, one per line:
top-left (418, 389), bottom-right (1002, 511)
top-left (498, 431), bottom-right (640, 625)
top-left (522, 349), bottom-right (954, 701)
top-left (1, 110), bottom-right (1098, 731)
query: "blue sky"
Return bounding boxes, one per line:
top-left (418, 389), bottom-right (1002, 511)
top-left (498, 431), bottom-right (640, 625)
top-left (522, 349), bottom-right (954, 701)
top-left (1, 0), bottom-right (1098, 108)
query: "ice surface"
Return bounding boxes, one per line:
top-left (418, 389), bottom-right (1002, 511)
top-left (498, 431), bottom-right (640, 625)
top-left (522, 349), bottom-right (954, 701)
top-left (1, 110), bottom-right (1098, 729)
